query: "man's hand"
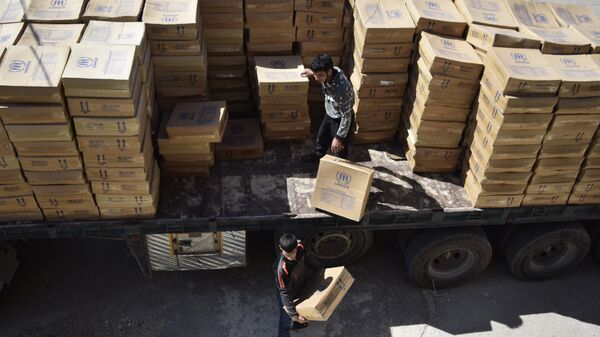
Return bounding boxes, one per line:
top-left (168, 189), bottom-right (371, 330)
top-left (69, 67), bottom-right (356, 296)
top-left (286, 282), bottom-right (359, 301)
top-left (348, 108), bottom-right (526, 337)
top-left (294, 315), bottom-right (308, 324)
top-left (300, 68), bottom-right (314, 78)
top-left (331, 137), bottom-right (344, 154)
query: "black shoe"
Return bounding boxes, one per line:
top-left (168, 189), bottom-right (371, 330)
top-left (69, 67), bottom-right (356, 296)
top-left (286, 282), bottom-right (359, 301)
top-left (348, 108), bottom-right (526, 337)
top-left (289, 322), bottom-right (309, 331)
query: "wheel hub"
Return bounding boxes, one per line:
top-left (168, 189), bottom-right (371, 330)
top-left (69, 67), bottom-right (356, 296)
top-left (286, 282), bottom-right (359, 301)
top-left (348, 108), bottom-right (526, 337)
top-left (310, 232), bottom-right (353, 260)
top-left (427, 249), bottom-right (476, 280)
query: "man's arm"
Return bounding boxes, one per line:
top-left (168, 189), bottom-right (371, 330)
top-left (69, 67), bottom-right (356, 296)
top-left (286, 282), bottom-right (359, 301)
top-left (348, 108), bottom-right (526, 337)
top-left (334, 81), bottom-right (355, 139)
top-left (277, 264), bottom-right (307, 322)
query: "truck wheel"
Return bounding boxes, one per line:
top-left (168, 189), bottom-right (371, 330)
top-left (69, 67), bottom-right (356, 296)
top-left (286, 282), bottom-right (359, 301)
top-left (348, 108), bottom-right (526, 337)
top-left (505, 222), bottom-right (590, 281)
top-left (306, 230), bottom-right (373, 267)
top-left (591, 226), bottom-right (600, 262)
top-left (404, 228), bottom-right (492, 289)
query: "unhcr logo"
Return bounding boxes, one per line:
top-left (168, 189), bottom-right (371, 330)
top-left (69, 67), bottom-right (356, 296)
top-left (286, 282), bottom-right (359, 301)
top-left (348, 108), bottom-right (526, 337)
top-left (483, 14), bottom-right (498, 22)
top-left (76, 57), bottom-right (96, 68)
top-left (441, 39), bottom-right (455, 50)
top-left (50, 0), bottom-right (66, 7)
top-left (560, 57), bottom-right (577, 67)
top-left (425, 1), bottom-right (440, 9)
top-left (577, 14), bottom-right (593, 24)
top-left (534, 13), bottom-right (548, 24)
top-left (335, 171), bottom-right (351, 188)
top-left (511, 52), bottom-right (528, 64)
top-left (591, 30), bottom-right (600, 38)
top-left (8, 60), bottom-right (29, 73)
top-left (94, 5), bottom-right (110, 12)
top-left (388, 9), bottom-right (402, 19)
top-left (270, 60), bottom-right (287, 68)
top-left (162, 15), bottom-right (177, 23)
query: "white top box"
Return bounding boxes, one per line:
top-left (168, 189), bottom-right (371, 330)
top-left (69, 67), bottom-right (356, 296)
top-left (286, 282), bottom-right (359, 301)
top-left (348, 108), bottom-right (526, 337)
top-left (18, 23), bottom-right (85, 46)
top-left (0, 0), bottom-right (29, 24)
top-left (549, 3), bottom-right (600, 28)
top-left (142, 0), bottom-right (199, 25)
top-left (25, 0), bottom-right (86, 23)
top-left (79, 21), bottom-right (146, 59)
top-left (354, 0), bottom-right (416, 44)
top-left (546, 54), bottom-right (600, 98)
top-left (82, 0), bottom-right (144, 22)
top-left (454, 0), bottom-right (517, 29)
top-left (505, 0), bottom-right (561, 28)
top-left (0, 23), bottom-right (25, 49)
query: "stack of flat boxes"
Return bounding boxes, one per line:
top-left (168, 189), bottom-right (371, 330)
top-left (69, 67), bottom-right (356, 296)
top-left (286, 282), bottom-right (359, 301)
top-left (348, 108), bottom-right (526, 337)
top-left (81, 0), bottom-right (144, 22)
top-left (63, 44), bottom-right (159, 219)
top-left (143, 0), bottom-right (208, 112)
top-left (159, 101), bottom-right (228, 176)
top-left (254, 56), bottom-right (310, 142)
top-left (215, 119), bottom-right (265, 161)
top-left (24, 0), bottom-right (86, 24)
top-left (505, 0), bottom-right (591, 55)
top-left (0, 46), bottom-right (90, 220)
top-left (351, 0), bottom-right (415, 145)
top-left (340, 2), bottom-right (354, 74)
top-left (530, 55), bottom-right (600, 206)
top-left (77, 21), bottom-right (157, 130)
top-left (200, 0), bottom-right (251, 118)
top-left (402, 33), bottom-right (483, 172)
top-left (295, 0), bottom-right (345, 120)
top-left (549, 3), bottom-right (600, 54)
top-left (245, 0), bottom-right (295, 56)
top-left (464, 47), bottom-right (559, 208)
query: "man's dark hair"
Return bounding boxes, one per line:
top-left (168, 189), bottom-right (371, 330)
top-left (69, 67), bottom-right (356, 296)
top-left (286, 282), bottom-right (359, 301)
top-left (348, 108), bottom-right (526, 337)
top-left (279, 233), bottom-right (298, 253)
top-left (311, 54), bottom-right (334, 73)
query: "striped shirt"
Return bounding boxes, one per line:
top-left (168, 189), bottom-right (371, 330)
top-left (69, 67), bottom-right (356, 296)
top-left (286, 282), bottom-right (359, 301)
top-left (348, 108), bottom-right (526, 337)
top-left (322, 66), bottom-right (355, 139)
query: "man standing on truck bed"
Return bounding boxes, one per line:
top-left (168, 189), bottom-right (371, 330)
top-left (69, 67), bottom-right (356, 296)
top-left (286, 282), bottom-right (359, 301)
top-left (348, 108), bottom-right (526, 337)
top-left (274, 233), bottom-right (323, 336)
top-left (301, 54), bottom-right (355, 160)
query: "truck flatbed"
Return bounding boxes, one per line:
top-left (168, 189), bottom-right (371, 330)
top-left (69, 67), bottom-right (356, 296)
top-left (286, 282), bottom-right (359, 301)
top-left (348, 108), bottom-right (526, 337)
top-left (1, 141), bottom-right (600, 240)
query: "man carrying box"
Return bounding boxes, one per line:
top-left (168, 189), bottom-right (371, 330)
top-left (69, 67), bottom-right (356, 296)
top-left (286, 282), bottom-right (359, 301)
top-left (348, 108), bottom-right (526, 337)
top-left (301, 54), bottom-right (355, 160)
top-left (274, 233), bottom-right (323, 336)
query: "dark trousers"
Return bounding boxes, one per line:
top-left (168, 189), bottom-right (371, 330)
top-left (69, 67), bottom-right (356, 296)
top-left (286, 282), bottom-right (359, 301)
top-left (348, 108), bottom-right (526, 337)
top-left (276, 291), bottom-right (293, 337)
top-left (315, 113), bottom-right (354, 160)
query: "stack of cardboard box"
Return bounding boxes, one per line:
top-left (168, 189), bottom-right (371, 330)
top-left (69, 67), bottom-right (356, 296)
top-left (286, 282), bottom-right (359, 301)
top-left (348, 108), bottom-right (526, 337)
top-left (82, 0), bottom-right (144, 22)
top-left (254, 56), bottom-right (310, 142)
top-left (534, 55), bottom-right (600, 206)
top-left (62, 44), bottom-right (158, 219)
top-left (24, 0), bottom-right (86, 23)
top-left (216, 119), bottom-right (264, 161)
top-left (0, 45), bottom-right (90, 220)
top-left (402, 33), bottom-right (483, 172)
top-left (78, 21), bottom-right (156, 129)
top-left (351, 0), bottom-right (415, 145)
top-left (548, 3), bottom-right (600, 54)
top-left (143, 0), bottom-right (208, 111)
top-left (505, 0), bottom-right (591, 55)
top-left (245, 0), bottom-right (295, 56)
top-left (200, 0), bottom-right (252, 118)
top-left (464, 47), bottom-right (560, 208)
top-left (158, 101), bottom-right (228, 176)
top-left (16, 23), bottom-right (84, 46)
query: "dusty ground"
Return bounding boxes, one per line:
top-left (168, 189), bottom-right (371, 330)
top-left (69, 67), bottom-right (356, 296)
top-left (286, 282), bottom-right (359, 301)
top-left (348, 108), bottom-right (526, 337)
top-left (0, 231), bottom-right (599, 337)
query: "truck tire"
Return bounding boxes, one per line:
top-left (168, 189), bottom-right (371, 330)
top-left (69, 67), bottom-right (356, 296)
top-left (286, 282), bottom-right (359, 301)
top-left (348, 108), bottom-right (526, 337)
top-left (588, 226), bottom-right (600, 262)
top-left (505, 222), bottom-right (590, 281)
top-left (403, 228), bottom-right (492, 289)
top-left (274, 230), bottom-right (373, 267)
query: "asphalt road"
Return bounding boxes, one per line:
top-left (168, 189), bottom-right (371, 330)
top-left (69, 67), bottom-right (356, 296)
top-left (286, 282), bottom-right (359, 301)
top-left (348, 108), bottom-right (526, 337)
top-left (0, 231), bottom-right (599, 337)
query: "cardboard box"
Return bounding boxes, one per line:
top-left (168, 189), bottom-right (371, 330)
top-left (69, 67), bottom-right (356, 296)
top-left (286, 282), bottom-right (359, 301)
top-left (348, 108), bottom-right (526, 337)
top-left (95, 170), bottom-right (158, 208)
top-left (405, 0), bottom-right (467, 37)
top-left (484, 47), bottom-right (561, 96)
top-left (571, 181), bottom-right (600, 195)
top-left (154, 70), bottom-right (207, 88)
top-left (0, 23), bottom-right (25, 48)
top-left (529, 169), bottom-right (579, 185)
top-left (260, 104), bottom-right (309, 123)
top-left (161, 160), bottom-right (211, 176)
top-left (0, 195), bottom-right (40, 213)
top-left (79, 21), bottom-right (146, 57)
top-left (255, 56), bottom-right (308, 96)
top-left (406, 115), bottom-right (464, 148)
top-left (248, 28), bottom-right (294, 44)
top-left (351, 69), bottom-right (408, 89)
top-left (62, 44), bottom-right (138, 98)
top-left (357, 118), bottom-right (399, 132)
top-left (99, 204), bottom-right (157, 219)
top-left (142, 0), bottom-right (199, 41)
top-left (86, 162), bottom-right (152, 182)
top-left (353, 0), bottom-right (415, 44)
top-left (43, 206), bottom-right (100, 220)
top-left (413, 78), bottom-right (474, 109)
top-left (202, 13), bottom-right (244, 29)
top-left (0, 183), bottom-right (31, 198)
top-left (408, 95), bottom-right (469, 122)
top-left (149, 38), bottom-right (204, 57)
top-left (262, 119), bottom-right (311, 140)
top-left (0, 169), bottom-right (25, 184)
top-left (294, 0), bottom-right (345, 13)
top-left (91, 169), bottom-right (155, 196)
top-left (200, 0), bottom-right (243, 13)
top-left (353, 54), bottom-right (410, 74)
top-left (83, 130), bottom-right (152, 168)
top-left (246, 42), bottom-right (293, 56)
top-left (0, 154), bottom-right (20, 171)
top-left (478, 91), bottom-right (553, 129)
top-left (77, 124), bottom-right (148, 156)
top-left (353, 128), bottom-right (397, 144)
top-left (25, 169), bottom-right (86, 185)
top-left (504, 0), bottom-right (560, 28)
top-left (418, 32), bottom-right (483, 81)
top-left (25, 0), bottom-right (86, 23)
top-left (245, 0), bottom-right (293, 13)
top-left (354, 35), bottom-right (413, 60)
top-left (82, 0), bottom-right (143, 21)
top-left (526, 182), bottom-right (575, 195)
top-left (204, 29), bottom-right (244, 45)
top-left (6, 123), bottom-right (73, 142)
top-left (573, 27), bottom-right (600, 53)
top-left (74, 107), bottom-right (146, 137)
top-left (215, 119), bottom-right (264, 160)
top-left (354, 97), bottom-right (402, 112)
top-left (19, 156), bottom-right (83, 172)
top-left (298, 41), bottom-right (345, 57)
top-left (17, 23), bottom-right (84, 46)
top-left (0, 1), bottom-right (26, 23)
top-left (475, 114), bottom-right (544, 146)
top-left (522, 193), bottom-right (569, 206)
top-left (166, 101), bottom-right (228, 141)
top-left (208, 65), bottom-right (246, 79)
top-left (470, 147), bottom-right (536, 173)
top-left (13, 140), bottom-right (78, 157)
top-left (312, 155), bottom-right (374, 221)
top-left (157, 117), bottom-right (213, 154)
top-left (294, 11), bottom-right (343, 29)
top-left (67, 76), bottom-right (143, 117)
top-left (245, 12), bottom-right (293, 29)
top-left (519, 26), bottom-right (592, 55)
top-left (543, 115), bottom-right (600, 145)
top-left (479, 71), bottom-right (557, 114)
top-left (153, 54), bottom-right (207, 72)
top-left (538, 144), bottom-right (589, 159)
top-left (295, 266), bottom-right (354, 321)
top-left (545, 55), bottom-right (600, 97)
top-left (536, 157), bottom-right (583, 171)
top-left (0, 104), bottom-right (68, 124)
top-left (466, 23), bottom-right (541, 52)
top-left (548, 3), bottom-right (600, 28)
top-left (465, 170), bottom-right (527, 194)
top-left (454, 0), bottom-right (517, 29)
top-left (579, 168), bottom-right (600, 182)
top-left (352, 79), bottom-right (406, 99)
top-left (296, 28), bottom-right (344, 43)
top-left (0, 46), bottom-right (69, 104)
top-left (34, 187), bottom-right (96, 210)
top-left (415, 59), bottom-right (479, 96)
